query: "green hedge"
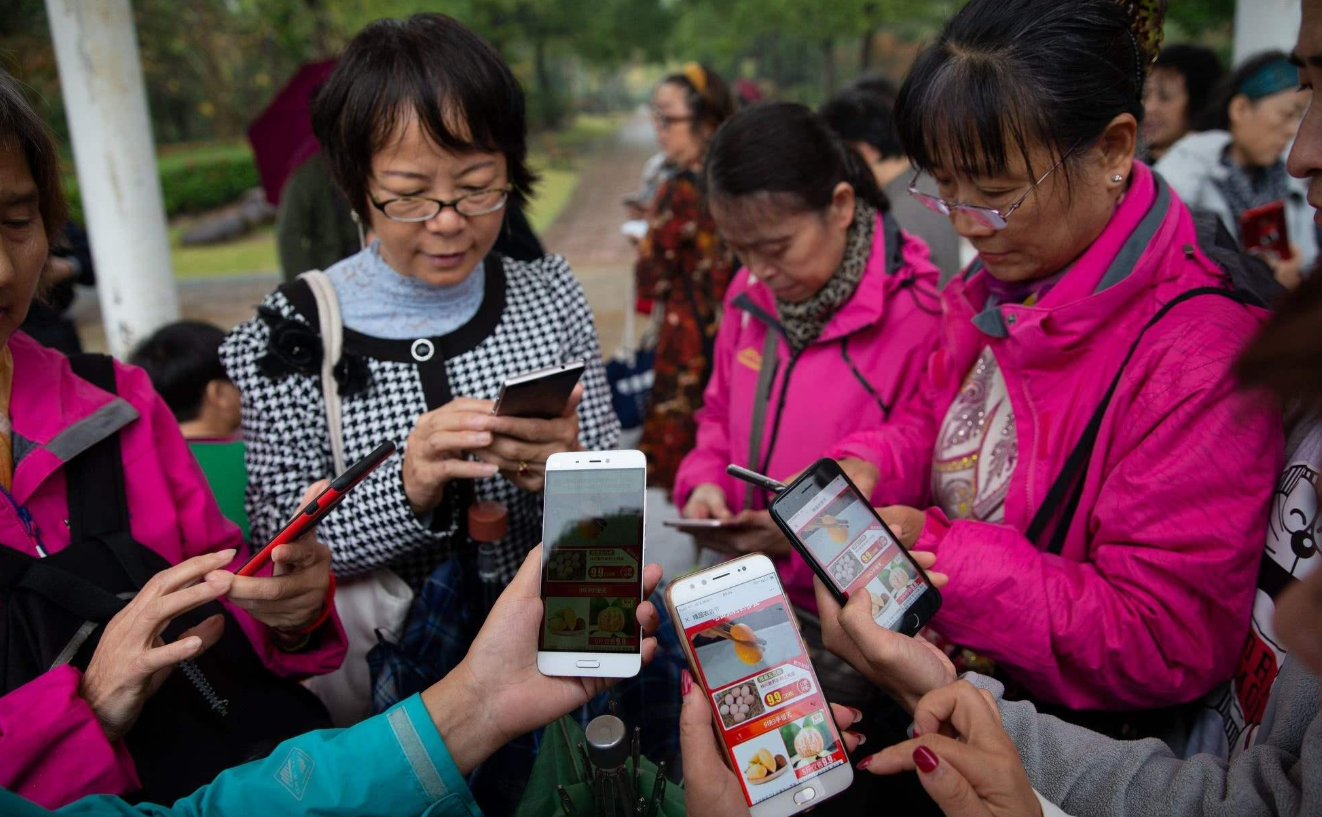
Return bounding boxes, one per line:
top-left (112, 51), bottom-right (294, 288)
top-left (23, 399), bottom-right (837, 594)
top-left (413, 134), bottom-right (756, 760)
top-left (65, 150), bottom-right (260, 224)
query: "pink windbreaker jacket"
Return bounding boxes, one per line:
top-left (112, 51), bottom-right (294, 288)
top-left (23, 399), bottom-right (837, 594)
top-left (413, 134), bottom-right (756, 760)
top-left (674, 212), bottom-right (943, 612)
top-left (830, 162), bottom-right (1283, 710)
top-left (0, 333), bottom-right (346, 807)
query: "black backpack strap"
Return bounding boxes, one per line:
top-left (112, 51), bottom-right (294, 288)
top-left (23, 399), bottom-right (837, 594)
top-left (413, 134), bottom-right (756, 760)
top-left (1025, 287), bottom-right (1256, 555)
top-left (65, 354), bottom-right (156, 587)
top-left (0, 546), bottom-right (126, 622)
top-left (66, 354), bottom-right (130, 544)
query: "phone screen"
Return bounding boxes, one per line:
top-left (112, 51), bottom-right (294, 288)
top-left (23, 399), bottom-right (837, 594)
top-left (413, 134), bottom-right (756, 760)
top-left (779, 473), bottom-right (931, 629)
top-left (539, 466), bottom-right (646, 654)
top-left (675, 571), bottom-right (848, 806)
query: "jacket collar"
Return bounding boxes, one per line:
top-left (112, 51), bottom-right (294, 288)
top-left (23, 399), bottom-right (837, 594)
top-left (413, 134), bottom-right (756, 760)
top-left (733, 212), bottom-right (935, 344)
top-left (7, 333), bottom-right (139, 503)
top-left (963, 161), bottom-right (1171, 339)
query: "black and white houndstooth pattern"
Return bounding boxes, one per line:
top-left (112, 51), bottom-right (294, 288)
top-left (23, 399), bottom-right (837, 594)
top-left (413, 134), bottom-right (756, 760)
top-left (220, 254), bottom-right (620, 586)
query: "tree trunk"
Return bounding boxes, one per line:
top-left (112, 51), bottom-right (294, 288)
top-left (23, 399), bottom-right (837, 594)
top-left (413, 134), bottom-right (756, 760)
top-left (822, 38), bottom-right (835, 98)
top-left (860, 29), bottom-right (877, 71)
top-left (860, 1), bottom-right (880, 72)
top-left (533, 37), bottom-right (561, 130)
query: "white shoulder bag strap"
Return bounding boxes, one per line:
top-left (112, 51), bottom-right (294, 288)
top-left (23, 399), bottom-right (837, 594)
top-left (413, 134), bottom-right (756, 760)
top-left (298, 270), bottom-right (347, 475)
top-left (296, 269), bottom-right (412, 727)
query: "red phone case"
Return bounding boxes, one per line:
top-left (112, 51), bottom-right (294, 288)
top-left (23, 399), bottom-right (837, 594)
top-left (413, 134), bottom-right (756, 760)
top-left (1240, 200), bottom-right (1292, 260)
top-left (236, 440), bottom-right (396, 576)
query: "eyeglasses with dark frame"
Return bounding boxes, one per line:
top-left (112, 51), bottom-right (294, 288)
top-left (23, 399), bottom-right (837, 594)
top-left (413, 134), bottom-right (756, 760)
top-left (368, 185), bottom-right (514, 223)
top-left (907, 141), bottom-right (1083, 231)
top-left (650, 107), bottom-right (694, 130)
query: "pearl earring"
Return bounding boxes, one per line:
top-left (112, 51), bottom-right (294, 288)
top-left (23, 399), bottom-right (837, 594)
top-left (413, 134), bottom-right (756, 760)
top-left (1111, 174), bottom-right (1124, 183)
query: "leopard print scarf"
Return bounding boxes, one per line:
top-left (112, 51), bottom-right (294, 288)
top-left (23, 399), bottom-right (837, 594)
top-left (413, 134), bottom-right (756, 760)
top-left (776, 200), bottom-right (877, 352)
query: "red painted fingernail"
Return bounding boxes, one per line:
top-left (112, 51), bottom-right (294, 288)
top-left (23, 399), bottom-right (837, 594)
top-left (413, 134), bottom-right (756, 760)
top-left (846, 730), bottom-right (866, 746)
top-left (680, 669), bottom-right (693, 697)
top-left (849, 707), bottom-right (864, 724)
top-left (856, 755), bottom-right (872, 770)
top-left (912, 725), bottom-right (922, 737)
top-left (913, 746), bottom-right (939, 773)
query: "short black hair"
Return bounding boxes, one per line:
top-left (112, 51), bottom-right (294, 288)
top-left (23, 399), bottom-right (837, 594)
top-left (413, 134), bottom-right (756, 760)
top-left (895, 0), bottom-right (1144, 186)
top-left (852, 74), bottom-right (900, 107)
top-left (705, 101), bottom-right (889, 215)
top-left (310, 13), bottom-right (537, 219)
top-left (129, 321), bottom-right (229, 424)
top-left (1194, 50), bottom-right (1291, 132)
top-left (0, 69), bottom-right (68, 246)
top-left (1152, 44), bottom-right (1224, 126)
top-left (661, 64), bottom-right (737, 134)
top-left (820, 88), bottom-right (904, 160)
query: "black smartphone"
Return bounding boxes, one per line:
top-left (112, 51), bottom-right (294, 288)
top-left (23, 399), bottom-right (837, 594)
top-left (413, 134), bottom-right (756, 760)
top-left (768, 458), bottom-right (941, 636)
top-left (493, 360), bottom-right (586, 420)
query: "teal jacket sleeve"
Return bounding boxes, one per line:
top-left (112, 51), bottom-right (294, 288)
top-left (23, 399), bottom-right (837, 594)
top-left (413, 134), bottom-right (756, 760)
top-left (35, 694), bottom-right (482, 817)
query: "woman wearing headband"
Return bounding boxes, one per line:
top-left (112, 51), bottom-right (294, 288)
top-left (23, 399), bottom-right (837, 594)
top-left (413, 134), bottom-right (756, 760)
top-left (1157, 51), bottom-right (1313, 287)
top-left (635, 63), bottom-right (737, 491)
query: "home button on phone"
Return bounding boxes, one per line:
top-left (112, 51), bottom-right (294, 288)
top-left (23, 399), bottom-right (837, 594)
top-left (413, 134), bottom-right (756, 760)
top-left (793, 788), bottom-right (817, 805)
top-left (907, 612), bottom-right (924, 631)
top-left (576, 659), bottom-right (601, 669)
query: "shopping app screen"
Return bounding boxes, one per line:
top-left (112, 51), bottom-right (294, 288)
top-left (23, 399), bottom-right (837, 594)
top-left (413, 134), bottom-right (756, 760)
top-left (785, 475), bottom-right (929, 628)
top-left (676, 573), bottom-right (846, 805)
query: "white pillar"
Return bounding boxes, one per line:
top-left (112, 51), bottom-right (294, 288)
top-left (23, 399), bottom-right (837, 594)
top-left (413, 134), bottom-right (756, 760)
top-left (1233, 0), bottom-right (1300, 66)
top-left (45, 0), bottom-right (178, 358)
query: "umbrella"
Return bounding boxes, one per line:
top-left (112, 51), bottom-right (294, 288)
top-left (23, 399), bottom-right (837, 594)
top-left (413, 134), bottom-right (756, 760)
top-left (246, 59), bottom-right (338, 206)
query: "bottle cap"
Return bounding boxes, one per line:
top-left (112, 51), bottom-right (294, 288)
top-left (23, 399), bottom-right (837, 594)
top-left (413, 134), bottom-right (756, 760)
top-left (468, 500), bottom-right (508, 543)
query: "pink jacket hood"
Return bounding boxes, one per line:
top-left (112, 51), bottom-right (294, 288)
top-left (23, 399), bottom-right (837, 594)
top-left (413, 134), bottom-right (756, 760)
top-left (0, 333), bottom-right (346, 807)
top-left (831, 162), bottom-right (1283, 709)
top-left (675, 212), bottom-right (943, 611)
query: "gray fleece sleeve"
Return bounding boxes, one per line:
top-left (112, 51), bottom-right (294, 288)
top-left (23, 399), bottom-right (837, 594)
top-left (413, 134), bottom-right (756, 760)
top-left (964, 666), bottom-right (1320, 817)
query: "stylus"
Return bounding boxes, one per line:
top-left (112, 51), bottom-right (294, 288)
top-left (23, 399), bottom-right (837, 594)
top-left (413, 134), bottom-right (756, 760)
top-left (726, 464), bottom-right (788, 494)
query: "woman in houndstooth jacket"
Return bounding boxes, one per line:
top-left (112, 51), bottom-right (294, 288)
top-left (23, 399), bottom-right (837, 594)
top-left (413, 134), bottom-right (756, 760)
top-left (222, 14), bottom-right (619, 588)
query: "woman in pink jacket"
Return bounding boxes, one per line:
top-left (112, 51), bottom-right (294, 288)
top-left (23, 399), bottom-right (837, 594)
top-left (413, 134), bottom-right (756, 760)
top-left (829, 0), bottom-right (1283, 722)
top-left (0, 70), bottom-right (346, 808)
top-left (672, 103), bottom-right (942, 701)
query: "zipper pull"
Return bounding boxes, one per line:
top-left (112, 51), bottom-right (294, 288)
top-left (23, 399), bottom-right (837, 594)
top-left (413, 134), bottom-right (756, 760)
top-left (17, 506), bottom-right (48, 558)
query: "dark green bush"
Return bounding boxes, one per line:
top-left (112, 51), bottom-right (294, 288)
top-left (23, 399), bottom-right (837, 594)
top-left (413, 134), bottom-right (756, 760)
top-left (65, 152), bottom-right (259, 224)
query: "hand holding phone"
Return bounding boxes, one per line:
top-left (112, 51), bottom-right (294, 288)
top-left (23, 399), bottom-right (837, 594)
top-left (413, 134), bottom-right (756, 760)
top-left (237, 441), bottom-right (396, 576)
top-left (667, 555), bottom-right (854, 814)
top-left (678, 676), bottom-right (866, 817)
top-left (812, 566), bottom-right (955, 714)
top-left (769, 458), bottom-right (941, 636)
top-left (538, 450), bottom-right (648, 678)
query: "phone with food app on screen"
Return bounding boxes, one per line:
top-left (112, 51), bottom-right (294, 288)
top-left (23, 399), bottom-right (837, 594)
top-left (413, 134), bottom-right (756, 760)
top-left (537, 449), bottom-right (646, 679)
top-left (666, 554), bottom-right (854, 816)
top-left (767, 458), bottom-right (941, 635)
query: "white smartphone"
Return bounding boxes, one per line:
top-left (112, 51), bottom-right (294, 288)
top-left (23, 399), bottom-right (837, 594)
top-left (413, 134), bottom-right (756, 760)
top-left (538, 449), bottom-right (647, 678)
top-left (666, 555), bottom-right (854, 816)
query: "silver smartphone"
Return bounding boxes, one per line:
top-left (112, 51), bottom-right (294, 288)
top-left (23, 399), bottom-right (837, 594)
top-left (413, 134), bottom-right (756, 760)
top-left (493, 360), bottom-right (585, 419)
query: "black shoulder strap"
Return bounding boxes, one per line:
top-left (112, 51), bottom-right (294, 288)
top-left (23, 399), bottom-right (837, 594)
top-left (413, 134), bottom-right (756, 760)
top-left (66, 354), bottom-right (130, 546)
top-left (1025, 287), bottom-right (1256, 555)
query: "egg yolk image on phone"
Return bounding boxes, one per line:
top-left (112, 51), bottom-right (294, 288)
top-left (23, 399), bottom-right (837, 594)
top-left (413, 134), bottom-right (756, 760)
top-left (787, 474), bottom-right (930, 628)
top-left (675, 573), bottom-right (848, 806)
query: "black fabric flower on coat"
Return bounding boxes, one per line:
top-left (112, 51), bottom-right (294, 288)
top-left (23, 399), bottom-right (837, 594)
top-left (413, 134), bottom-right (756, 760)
top-left (333, 353), bottom-right (372, 399)
top-left (255, 306), bottom-right (373, 399)
top-left (255, 307), bottom-right (322, 380)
